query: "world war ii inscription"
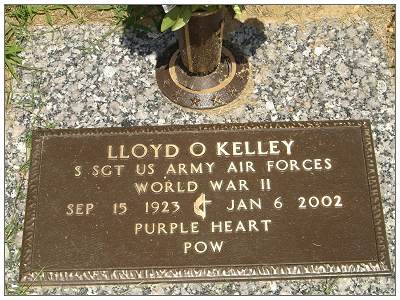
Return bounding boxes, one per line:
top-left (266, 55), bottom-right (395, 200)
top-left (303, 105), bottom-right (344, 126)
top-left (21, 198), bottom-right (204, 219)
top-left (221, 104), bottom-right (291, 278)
top-left (20, 121), bottom-right (391, 285)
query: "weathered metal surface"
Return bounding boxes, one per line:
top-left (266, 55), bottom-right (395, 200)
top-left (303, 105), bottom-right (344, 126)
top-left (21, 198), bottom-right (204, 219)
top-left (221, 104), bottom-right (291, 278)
top-left (177, 8), bottom-right (224, 74)
top-left (155, 43), bottom-right (251, 110)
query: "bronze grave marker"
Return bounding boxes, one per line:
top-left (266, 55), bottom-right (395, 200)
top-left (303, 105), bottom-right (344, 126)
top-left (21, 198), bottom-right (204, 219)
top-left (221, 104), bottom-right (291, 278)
top-left (20, 120), bottom-right (391, 285)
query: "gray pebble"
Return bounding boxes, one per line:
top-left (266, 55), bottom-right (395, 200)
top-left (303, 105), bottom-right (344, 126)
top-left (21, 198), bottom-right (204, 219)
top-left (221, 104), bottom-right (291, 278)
top-left (279, 286), bottom-right (293, 295)
top-left (353, 68), bottom-right (365, 78)
top-left (110, 101), bottom-right (121, 115)
top-left (328, 29), bottom-right (336, 40)
top-left (136, 110), bottom-right (148, 119)
top-left (336, 62), bottom-right (351, 79)
top-left (293, 52), bottom-right (303, 62)
top-left (377, 80), bottom-right (387, 93)
top-left (76, 72), bottom-right (85, 80)
top-left (346, 27), bottom-right (358, 38)
top-left (100, 83), bottom-right (110, 93)
top-left (71, 102), bottom-right (84, 113)
top-left (11, 124), bottom-right (25, 139)
top-left (340, 99), bottom-right (350, 107)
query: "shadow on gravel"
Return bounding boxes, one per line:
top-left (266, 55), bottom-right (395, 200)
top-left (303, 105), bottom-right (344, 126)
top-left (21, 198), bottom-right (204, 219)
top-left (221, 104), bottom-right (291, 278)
top-left (225, 17), bottom-right (268, 57)
top-left (120, 10), bottom-right (268, 63)
top-left (119, 5), bottom-right (169, 58)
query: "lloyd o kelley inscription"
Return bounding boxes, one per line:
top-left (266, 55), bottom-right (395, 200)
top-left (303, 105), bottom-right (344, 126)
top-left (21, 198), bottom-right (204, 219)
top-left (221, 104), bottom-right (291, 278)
top-left (20, 120), bottom-right (391, 285)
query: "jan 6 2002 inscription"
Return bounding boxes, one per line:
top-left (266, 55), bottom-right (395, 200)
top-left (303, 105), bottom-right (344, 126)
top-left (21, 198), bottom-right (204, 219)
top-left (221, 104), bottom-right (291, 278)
top-left (20, 120), bottom-right (391, 285)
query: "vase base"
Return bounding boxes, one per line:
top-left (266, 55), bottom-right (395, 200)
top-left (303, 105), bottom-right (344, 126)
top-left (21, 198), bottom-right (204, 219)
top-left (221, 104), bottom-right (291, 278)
top-left (156, 43), bottom-right (251, 110)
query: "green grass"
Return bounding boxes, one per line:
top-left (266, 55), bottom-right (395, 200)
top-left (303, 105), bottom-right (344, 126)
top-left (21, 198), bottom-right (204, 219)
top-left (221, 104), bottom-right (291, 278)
top-left (5, 27), bottom-right (23, 80)
top-left (323, 278), bottom-right (338, 294)
top-left (5, 217), bottom-right (22, 245)
top-left (5, 5), bottom-right (78, 80)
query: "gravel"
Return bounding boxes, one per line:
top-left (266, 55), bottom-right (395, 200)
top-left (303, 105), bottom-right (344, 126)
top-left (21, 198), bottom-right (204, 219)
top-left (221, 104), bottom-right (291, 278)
top-left (5, 19), bottom-right (395, 295)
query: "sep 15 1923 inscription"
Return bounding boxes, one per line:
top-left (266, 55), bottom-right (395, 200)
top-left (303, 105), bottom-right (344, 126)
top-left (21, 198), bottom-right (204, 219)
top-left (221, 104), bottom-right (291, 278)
top-left (20, 120), bottom-right (391, 285)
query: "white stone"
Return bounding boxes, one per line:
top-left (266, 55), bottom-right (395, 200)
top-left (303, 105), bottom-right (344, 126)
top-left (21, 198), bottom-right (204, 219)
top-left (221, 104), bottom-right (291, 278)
top-left (377, 80), bottom-right (387, 93)
top-left (76, 72), bottom-right (85, 80)
top-left (136, 110), bottom-right (148, 119)
top-left (93, 95), bottom-right (104, 103)
top-left (15, 230), bottom-right (23, 248)
top-left (148, 53), bottom-right (157, 66)
top-left (287, 41), bottom-right (298, 51)
top-left (103, 66), bottom-right (116, 78)
top-left (314, 45), bottom-right (327, 56)
top-left (279, 286), bottom-right (292, 295)
top-left (337, 278), bottom-right (353, 293)
top-left (17, 142), bottom-right (26, 154)
top-left (5, 244), bottom-right (10, 261)
top-left (265, 100), bottom-right (275, 112)
top-left (11, 124), bottom-right (25, 139)
top-left (100, 103), bottom-right (108, 113)
top-left (128, 86), bottom-right (137, 97)
top-left (54, 112), bottom-right (66, 123)
top-left (302, 47), bottom-right (311, 57)
top-left (336, 62), bottom-right (351, 79)
top-left (270, 282), bottom-right (278, 292)
top-left (67, 114), bottom-right (78, 126)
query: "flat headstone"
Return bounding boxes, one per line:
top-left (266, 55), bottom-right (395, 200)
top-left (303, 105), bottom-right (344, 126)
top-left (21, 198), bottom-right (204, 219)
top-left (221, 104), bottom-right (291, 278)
top-left (19, 120), bottom-right (391, 285)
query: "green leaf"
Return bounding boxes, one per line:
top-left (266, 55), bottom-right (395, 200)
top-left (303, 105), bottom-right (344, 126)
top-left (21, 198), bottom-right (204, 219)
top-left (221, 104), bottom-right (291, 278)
top-left (5, 60), bottom-right (18, 79)
top-left (65, 5), bottom-right (78, 18)
top-left (5, 43), bottom-right (23, 55)
top-left (232, 5), bottom-right (244, 15)
top-left (26, 5), bottom-right (39, 18)
top-left (9, 56), bottom-right (23, 64)
top-left (171, 6), bottom-right (192, 31)
top-left (161, 6), bottom-right (180, 32)
top-left (47, 5), bottom-right (67, 11)
top-left (161, 17), bottom-right (175, 32)
top-left (5, 46), bottom-right (16, 55)
top-left (170, 19), bottom-right (184, 31)
top-left (19, 159), bottom-right (31, 174)
top-left (94, 5), bottom-right (114, 11)
top-left (45, 9), bottom-right (53, 26)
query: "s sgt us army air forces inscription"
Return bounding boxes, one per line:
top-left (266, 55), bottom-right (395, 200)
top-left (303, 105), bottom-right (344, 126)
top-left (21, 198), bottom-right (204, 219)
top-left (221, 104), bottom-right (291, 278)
top-left (19, 120), bottom-right (391, 285)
